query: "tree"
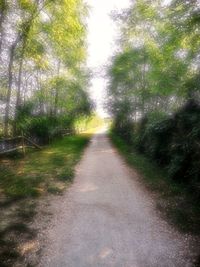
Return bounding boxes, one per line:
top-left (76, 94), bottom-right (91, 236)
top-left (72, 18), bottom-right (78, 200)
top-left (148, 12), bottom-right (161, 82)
top-left (0, 0), bottom-right (91, 137)
top-left (107, 0), bottom-right (200, 122)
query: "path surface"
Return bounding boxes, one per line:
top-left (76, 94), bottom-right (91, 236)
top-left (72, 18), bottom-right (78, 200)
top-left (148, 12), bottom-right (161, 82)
top-left (39, 130), bottom-right (196, 267)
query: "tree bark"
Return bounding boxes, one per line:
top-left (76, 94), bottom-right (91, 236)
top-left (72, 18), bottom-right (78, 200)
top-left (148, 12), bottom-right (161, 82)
top-left (0, 0), bottom-right (7, 57)
top-left (54, 60), bottom-right (61, 116)
top-left (15, 34), bottom-right (29, 108)
top-left (4, 37), bottom-right (20, 136)
top-left (37, 70), bottom-right (45, 114)
top-left (13, 55), bottom-right (24, 135)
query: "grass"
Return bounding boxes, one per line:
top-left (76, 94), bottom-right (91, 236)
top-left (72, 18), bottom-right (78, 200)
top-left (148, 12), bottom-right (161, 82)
top-left (0, 133), bottom-right (91, 266)
top-left (0, 134), bottom-right (90, 199)
top-left (110, 131), bottom-right (200, 236)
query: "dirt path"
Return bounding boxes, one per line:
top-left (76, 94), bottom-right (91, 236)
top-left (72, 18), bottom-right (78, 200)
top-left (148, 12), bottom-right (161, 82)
top-left (38, 130), bottom-right (197, 267)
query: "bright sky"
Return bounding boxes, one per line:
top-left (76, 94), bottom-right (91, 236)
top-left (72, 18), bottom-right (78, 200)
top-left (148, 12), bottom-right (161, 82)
top-left (86, 0), bottom-right (131, 117)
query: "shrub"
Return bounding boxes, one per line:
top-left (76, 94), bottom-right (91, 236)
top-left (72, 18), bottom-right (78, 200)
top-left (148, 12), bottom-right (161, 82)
top-left (27, 116), bottom-right (58, 143)
top-left (134, 112), bottom-right (173, 165)
top-left (113, 118), bottom-right (134, 145)
top-left (168, 100), bottom-right (200, 186)
top-left (113, 100), bottom-right (200, 196)
top-left (14, 103), bottom-right (74, 144)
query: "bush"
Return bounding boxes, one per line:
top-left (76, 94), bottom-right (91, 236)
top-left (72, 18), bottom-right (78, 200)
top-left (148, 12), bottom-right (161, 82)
top-left (113, 100), bottom-right (200, 196)
top-left (113, 119), bottom-right (134, 145)
top-left (168, 100), bottom-right (200, 186)
top-left (26, 116), bottom-right (74, 144)
top-left (27, 116), bottom-right (59, 143)
top-left (134, 112), bottom-right (173, 165)
top-left (14, 103), bottom-right (74, 144)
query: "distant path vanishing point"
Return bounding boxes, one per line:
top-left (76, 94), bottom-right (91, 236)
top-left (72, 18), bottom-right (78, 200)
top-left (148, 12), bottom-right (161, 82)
top-left (39, 129), bottom-right (196, 267)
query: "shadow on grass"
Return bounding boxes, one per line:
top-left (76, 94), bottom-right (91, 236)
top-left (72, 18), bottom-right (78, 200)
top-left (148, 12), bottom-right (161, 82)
top-left (0, 134), bottom-right (91, 266)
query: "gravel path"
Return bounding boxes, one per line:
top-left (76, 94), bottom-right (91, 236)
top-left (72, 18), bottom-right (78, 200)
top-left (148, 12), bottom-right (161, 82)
top-left (39, 130), bottom-right (197, 267)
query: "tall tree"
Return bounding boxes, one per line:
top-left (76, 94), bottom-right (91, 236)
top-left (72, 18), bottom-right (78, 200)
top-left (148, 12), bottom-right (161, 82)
top-left (107, 0), bottom-right (200, 122)
top-left (1, 0), bottom-right (90, 137)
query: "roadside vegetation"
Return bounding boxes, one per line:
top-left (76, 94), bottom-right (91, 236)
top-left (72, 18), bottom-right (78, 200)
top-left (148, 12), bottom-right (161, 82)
top-left (107, 0), bottom-right (200, 237)
top-left (0, 1), bottom-right (94, 266)
top-left (0, 133), bottom-right (91, 267)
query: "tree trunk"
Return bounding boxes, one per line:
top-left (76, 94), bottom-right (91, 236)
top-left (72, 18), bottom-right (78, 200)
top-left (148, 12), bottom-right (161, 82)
top-left (13, 56), bottom-right (24, 135)
top-left (0, 0), bottom-right (7, 57)
top-left (3, 0), bottom-right (46, 136)
top-left (4, 40), bottom-right (18, 136)
top-left (16, 41), bottom-right (26, 109)
top-left (54, 60), bottom-right (61, 116)
top-left (37, 70), bottom-right (45, 114)
top-left (13, 39), bottom-right (27, 135)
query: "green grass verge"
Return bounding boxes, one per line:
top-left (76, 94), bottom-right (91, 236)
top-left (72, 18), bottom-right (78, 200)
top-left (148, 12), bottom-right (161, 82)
top-left (110, 131), bottom-right (200, 235)
top-left (0, 134), bottom-right (91, 266)
top-left (0, 134), bottom-right (90, 199)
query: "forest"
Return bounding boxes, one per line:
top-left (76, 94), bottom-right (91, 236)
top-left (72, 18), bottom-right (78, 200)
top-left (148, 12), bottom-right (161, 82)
top-left (0, 0), bottom-right (92, 144)
top-left (107, 0), bottom-right (200, 197)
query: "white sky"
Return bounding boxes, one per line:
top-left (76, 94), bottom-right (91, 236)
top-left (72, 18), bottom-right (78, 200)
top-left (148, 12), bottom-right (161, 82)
top-left (86, 0), bottom-right (131, 117)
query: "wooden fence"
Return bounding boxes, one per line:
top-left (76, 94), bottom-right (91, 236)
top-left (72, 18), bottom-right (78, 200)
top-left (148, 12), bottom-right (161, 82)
top-left (0, 136), bottom-right (41, 156)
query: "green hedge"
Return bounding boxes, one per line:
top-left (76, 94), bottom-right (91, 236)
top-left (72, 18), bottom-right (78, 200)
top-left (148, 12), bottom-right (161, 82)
top-left (113, 100), bottom-right (200, 196)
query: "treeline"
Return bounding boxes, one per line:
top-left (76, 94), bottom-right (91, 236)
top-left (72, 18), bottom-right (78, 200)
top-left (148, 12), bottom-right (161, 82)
top-left (107, 0), bottom-right (200, 193)
top-left (0, 0), bottom-right (92, 141)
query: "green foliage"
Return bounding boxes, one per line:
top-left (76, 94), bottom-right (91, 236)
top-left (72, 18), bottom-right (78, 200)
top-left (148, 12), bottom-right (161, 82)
top-left (1, 0), bottom-right (91, 137)
top-left (17, 113), bottom-right (74, 144)
top-left (26, 116), bottom-right (63, 143)
top-left (108, 0), bottom-right (200, 198)
top-left (14, 103), bottom-right (66, 142)
top-left (43, 0), bottom-right (87, 67)
top-left (113, 100), bottom-right (200, 198)
top-left (108, 0), bottom-right (200, 119)
top-left (14, 75), bottom-right (92, 142)
top-left (167, 100), bottom-right (200, 185)
top-left (18, 0), bottom-right (36, 11)
top-left (113, 114), bottom-right (134, 145)
top-left (14, 102), bottom-right (34, 133)
top-left (134, 112), bottom-right (172, 165)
